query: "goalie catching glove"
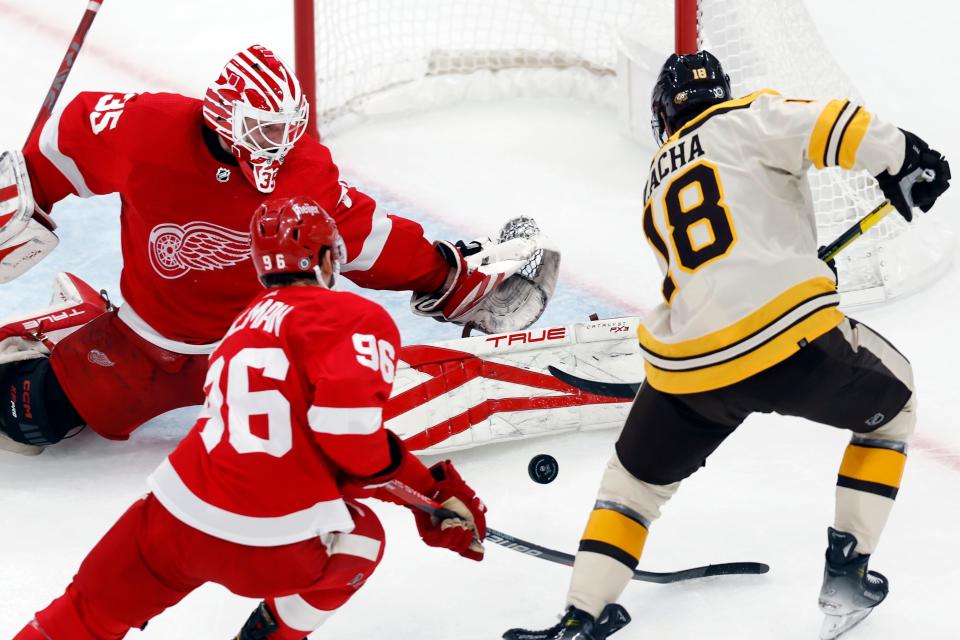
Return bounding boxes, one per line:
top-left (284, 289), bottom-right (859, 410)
top-left (411, 216), bottom-right (560, 334)
top-left (0, 150), bottom-right (58, 283)
top-left (875, 129), bottom-right (951, 222)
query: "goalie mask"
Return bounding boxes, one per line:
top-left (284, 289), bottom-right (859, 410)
top-left (651, 50), bottom-right (731, 144)
top-left (203, 45), bottom-right (309, 194)
top-left (250, 196), bottom-right (345, 288)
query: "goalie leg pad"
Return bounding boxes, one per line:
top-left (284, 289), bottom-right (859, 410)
top-left (0, 355), bottom-right (85, 447)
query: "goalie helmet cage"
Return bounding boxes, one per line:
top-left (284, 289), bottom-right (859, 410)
top-left (292, 0), bottom-right (953, 304)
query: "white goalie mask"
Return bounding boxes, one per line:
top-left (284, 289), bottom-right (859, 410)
top-left (203, 45), bottom-right (310, 194)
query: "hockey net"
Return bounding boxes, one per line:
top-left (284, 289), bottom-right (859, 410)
top-left (295, 0), bottom-right (953, 303)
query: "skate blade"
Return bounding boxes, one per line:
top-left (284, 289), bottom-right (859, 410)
top-left (820, 608), bottom-right (874, 639)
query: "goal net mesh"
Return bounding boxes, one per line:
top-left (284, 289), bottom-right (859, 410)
top-left (306, 0), bottom-right (952, 300)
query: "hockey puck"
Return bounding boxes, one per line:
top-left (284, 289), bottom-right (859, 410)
top-left (528, 454), bottom-right (559, 484)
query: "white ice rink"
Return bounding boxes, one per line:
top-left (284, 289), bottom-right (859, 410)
top-left (1, 1), bottom-right (958, 638)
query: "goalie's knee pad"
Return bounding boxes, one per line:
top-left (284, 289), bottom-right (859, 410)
top-left (0, 355), bottom-right (85, 446)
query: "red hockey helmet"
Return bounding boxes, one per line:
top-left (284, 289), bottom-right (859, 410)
top-left (203, 45), bottom-right (309, 194)
top-left (250, 196), bottom-right (344, 286)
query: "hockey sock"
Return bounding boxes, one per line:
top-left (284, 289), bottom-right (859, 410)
top-left (566, 500), bottom-right (649, 618)
top-left (834, 436), bottom-right (907, 554)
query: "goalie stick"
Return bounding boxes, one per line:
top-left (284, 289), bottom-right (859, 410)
top-left (26, 0), bottom-right (105, 144)
top-left (548, 364), bottom-right (639, 400)
top-left (382, 480), bottom-right (769, 584)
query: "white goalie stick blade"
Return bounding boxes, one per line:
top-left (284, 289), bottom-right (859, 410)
top-left (820, 609), bottom-right (875, 640)
top-left (385, 316), bottom-right (645, 453)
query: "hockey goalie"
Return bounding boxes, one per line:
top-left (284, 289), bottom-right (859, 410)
top-left (0, 44), bottom-right (559, 455)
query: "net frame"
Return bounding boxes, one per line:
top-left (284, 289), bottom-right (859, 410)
top-left (292, 0), bottom-right (953, 303)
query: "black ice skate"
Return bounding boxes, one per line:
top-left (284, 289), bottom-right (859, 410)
top-left (502, 603), bottom-right (630, 640)
top-left (234, 601), bottom-right (306, 640)
top-left (818, 527), bottom-right (888, 640)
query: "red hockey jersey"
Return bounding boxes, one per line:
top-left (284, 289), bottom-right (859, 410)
top-left (148, 286), bottom-right (404, 546)
top-left (23, 92), bottom-right (448, 348)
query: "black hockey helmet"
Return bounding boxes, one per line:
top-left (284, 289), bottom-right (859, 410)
top-left (651, 50), bottom-right (732, 144)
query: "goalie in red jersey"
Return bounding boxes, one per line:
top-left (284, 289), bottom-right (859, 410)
top-left (14, 196), bottom-right (487, 640)
top-left (0, 44), bottom-right (559, 454)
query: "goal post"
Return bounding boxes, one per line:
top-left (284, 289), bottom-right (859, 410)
top-left (293, 0), bottom-right (319, 139)
top-left (291, 0), bottom-right (953, 303)
top-left (675, 0), bottom-right (699, 55)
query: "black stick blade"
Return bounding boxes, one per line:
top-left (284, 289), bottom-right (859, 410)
top-left (548, 365), bottom-right (641, 399)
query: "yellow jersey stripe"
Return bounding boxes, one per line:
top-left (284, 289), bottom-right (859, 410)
top-left (839, 443), bottom-right (907, 489)
top-left (581, 508), bottom-right (649, 561)
top-left (637, 277), bottom-right (838, 359)
top-left (837, 107), bottom-right (873, 170)
top-left (662, 89), bottom-right (781, 151)
top-left (809, 99), bottom-right (848, 170)
top-left (643, 306), bottom-right (843, 394)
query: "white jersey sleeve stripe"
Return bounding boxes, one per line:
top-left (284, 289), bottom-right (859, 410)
top-left (148, 459), bottom-right (355, 546)
top-left (341, 204), bottom-right (392, 273)
top-left (308, 405), bottom-right (382, 436)
top-left (330, 531), bottom-right (382, 561)
top-left (38, 101), bottom-right (95, 198)
top-left (274, 594), bottom-right (336, 633)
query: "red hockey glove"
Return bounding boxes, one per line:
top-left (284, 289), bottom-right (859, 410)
top-left (413, 460), bottom-right (486, 561)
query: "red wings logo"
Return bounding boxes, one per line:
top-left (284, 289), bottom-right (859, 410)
top-left (148, 222), bottom-right (251, 280)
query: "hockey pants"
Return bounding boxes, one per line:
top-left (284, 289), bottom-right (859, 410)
top-left (15, 494), bottom-right (385, 639)
top-left (566, 317), bottom-right (915, 617)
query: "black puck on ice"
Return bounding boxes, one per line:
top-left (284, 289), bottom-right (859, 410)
top-left (528, 454), bottom-right (559, 484)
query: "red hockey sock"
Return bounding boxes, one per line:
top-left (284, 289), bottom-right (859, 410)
top-left (27, 586), bottom-right (129, 640)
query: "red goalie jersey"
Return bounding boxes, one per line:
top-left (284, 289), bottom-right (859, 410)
top-left (148, 284), bottom-right (411, 545)
top-left (23, 91), bottom-right (448, 347)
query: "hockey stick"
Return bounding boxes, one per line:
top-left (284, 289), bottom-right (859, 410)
top-left (383, 480), bottom-right (769, 584)
top-left (548, 364), bottom-right (639, 399)
top-left (817, 201), bottom-right (895, 263)
top-left (549, 201), bottom-right (902, 400)
top-left (26, 0), bottom-right (105, 145)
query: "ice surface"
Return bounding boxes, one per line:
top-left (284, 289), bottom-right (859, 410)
top-left (0, 1), bottom-right (958, 638)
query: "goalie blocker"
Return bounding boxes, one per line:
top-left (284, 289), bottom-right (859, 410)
top-left (0, 151), bottom-right (59, 283)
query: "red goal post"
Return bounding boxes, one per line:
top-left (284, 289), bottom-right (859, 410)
top-left (291, 0), bottom-right (953, 304)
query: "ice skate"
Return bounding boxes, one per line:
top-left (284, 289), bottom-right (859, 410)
top-left (0, 429), bottom-right (43, 455)
top-left (818, 528), bottom-right (888, 639)
top-left (234, 601), bottom-right (305, 640)
top-left (503, 603), bottom-right (630, 640)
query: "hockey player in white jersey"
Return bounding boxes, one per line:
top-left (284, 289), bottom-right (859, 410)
top-left (503, 51), bottom-right (950, 640)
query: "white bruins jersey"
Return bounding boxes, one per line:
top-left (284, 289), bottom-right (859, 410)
top-left (638, 90), bottom-right (906, 394)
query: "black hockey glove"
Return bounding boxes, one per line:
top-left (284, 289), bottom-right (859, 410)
top-left (874, 129), bottom-right (951, 222)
